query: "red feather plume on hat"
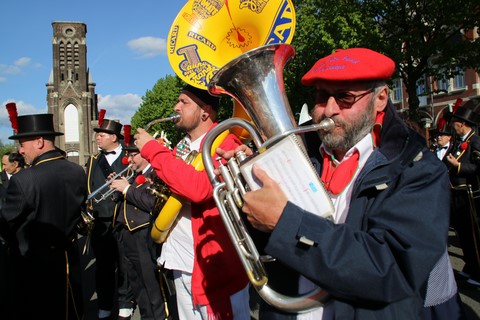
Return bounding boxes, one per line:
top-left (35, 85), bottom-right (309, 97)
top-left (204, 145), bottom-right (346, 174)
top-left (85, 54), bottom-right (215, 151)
top-left (452, 98), bottom-right (463, 114)
top-left (6, 102), bottom-right (19, 133)
top-left (437, 117), bottom-right (447, 132)
top-left (123, 125), bottom-right (131, 145)
top-left (98, 109), bottom-right (106, 127)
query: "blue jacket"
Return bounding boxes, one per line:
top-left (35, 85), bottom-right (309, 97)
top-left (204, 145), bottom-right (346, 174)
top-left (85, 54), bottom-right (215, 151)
top-left (265, 102), bottom-right (450, 319)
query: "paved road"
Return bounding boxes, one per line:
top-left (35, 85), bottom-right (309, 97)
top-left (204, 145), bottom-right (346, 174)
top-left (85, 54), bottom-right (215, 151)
top-left (448, 230), bottom-right (480, 320)
top-left (81, 229), bottom-right (480, 320)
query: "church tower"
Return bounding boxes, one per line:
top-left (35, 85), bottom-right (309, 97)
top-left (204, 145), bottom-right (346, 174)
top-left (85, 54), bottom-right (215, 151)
top-left (47, 21), bottom-right (98, 165)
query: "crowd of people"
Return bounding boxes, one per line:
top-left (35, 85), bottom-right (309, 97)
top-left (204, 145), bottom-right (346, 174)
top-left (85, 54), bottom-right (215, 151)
top-left (0, 47), bottom-right (478, 320)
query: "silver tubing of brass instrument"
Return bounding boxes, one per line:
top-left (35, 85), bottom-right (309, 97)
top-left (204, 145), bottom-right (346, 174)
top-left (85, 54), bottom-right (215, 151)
top-left (88, 164), bottom-right (134, 203)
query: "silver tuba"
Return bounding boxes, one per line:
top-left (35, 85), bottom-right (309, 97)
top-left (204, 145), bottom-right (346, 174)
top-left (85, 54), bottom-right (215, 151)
top-left (202, 44), bottom-right (334, 313)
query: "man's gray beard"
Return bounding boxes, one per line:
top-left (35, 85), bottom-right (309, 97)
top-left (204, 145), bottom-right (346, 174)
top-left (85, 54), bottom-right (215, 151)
top-left (318, 101), bottom-right (375, 152)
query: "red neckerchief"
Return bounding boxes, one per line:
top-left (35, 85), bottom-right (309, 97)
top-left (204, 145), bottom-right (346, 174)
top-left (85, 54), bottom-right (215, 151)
top-left (321, 111), bottom-right (384, 194)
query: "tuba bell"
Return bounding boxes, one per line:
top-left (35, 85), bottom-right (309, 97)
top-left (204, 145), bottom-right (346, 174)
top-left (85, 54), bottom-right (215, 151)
top-left (202, 43), bottom-right (335, 313)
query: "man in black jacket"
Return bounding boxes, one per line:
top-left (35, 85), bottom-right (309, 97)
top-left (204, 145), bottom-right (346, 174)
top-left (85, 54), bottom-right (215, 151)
top-left (85, 117), bottom-right (135, 319)
top-left (446, 104), bottom-right (480, 287)
top-left (109, 135), bottom-right (168, 319)
top-left (0, 113), bottom-right (87, 319)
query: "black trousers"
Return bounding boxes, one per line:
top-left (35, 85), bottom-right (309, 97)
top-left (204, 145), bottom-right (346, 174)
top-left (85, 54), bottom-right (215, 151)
top-left (91, 220), bottom-right (134, 311)
top-left (116, 226), bottom-right (166, 320)
top-left (451, 188), bottom-right (480, 280)
top-left (9, 245), bottom-right (84, 320)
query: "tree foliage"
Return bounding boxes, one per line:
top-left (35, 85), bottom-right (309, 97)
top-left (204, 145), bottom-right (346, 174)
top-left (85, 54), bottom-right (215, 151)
top-left (362, 0), bottom-right (480, 121)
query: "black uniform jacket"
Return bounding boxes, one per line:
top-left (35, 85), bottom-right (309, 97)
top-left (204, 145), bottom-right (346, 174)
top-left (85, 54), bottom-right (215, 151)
top-left (85, 150), bottom-right (127, 219)
top-left (448, 130), bottom-right (480, 190)
top-left (114, 167), bottom-right (156, 231)
top-left (0, 149), bottom-right (87, 256)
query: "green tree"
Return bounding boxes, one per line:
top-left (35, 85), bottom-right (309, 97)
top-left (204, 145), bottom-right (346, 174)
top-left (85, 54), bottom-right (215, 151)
top-left (363, 0), bottom-right (480, 122)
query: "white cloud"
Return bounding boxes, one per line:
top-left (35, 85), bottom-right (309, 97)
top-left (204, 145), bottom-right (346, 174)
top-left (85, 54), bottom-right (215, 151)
top-left (97, 93), bottom-right (142, 125)
top-left (127, 36), bottom-right (167, 58)
top-left (0, 57), bottom-right (39, 79)
top-left (0, 64), bottom-right (22, 75)
top-left (14, 57), bottom-right (31, 67)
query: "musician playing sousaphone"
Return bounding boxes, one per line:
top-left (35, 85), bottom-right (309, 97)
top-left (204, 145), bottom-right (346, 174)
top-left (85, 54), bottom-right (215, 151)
top-left (84, 113), bottom-right (135, 319)
top-left (134, 85), bottom-right (250, 319)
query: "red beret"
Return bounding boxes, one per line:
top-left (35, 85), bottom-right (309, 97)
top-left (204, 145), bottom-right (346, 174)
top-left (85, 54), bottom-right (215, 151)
top-left (301, 48), bottom-right (395, 85)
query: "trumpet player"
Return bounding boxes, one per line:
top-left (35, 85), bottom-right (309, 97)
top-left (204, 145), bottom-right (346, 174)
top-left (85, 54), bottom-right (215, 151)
top-left (134, 85), bottom-right (250, 320)
top-left (109, 135), bottom-right (168, 320)
top-left (217, 49), bottom-right (462, 319)
top-left (85, 116), bottom-right (135, 319)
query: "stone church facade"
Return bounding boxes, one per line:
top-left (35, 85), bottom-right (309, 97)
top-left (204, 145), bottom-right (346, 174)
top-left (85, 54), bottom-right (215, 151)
top-left (47, 21), bottom-right (98, 165)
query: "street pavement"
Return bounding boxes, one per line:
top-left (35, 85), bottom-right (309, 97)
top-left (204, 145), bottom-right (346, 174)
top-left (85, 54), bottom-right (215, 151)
top-left (81, 229), bottom-right (480, 320)
top-left (448, 229), bottom-right (480, 320)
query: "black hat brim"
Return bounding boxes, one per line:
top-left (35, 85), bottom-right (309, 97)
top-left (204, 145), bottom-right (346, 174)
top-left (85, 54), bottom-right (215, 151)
top-left (9, 131), bottom-right (63, 140)
top-left (93, 128), bottom-right (124, 139)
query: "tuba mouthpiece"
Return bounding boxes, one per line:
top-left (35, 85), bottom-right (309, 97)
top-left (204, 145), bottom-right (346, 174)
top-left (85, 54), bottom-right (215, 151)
top-left (318, 118), bottom-right (335, 132)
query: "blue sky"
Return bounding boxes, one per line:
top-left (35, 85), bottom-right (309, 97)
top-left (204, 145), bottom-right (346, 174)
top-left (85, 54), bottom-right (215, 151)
top-left (0, 0), bottom-right (187, 144)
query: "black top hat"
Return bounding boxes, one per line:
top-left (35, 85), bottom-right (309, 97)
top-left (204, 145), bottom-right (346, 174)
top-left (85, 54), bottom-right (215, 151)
top-left (433, 117), bottom-right (453, 136)
top-left (123, 135), bottom-right (139, 153)
top-left (93, 119), bottom-right (124, 139)
top-left (451, 106), bottom-right (480, 126)
top-left (8, 114), bottom-right (63, 140)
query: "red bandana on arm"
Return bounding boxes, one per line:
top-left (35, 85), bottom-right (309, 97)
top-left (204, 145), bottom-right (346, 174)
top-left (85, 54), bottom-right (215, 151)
top-left (321, 111), bottom-right (384, 194)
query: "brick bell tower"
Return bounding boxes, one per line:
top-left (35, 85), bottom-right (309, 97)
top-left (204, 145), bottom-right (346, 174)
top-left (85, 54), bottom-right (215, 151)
top-left (47, 21), bottom-right (98, 165)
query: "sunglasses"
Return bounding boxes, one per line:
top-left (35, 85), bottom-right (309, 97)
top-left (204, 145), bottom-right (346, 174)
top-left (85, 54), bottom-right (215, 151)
top-left (314, 88), bottom-right (375, 109)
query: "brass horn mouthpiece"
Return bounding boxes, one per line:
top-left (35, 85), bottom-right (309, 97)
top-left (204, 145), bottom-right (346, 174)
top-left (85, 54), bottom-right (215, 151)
top-left (317, 118), bottom-right (335, 132)
top-left (144, 114), bottom-right (180, 132)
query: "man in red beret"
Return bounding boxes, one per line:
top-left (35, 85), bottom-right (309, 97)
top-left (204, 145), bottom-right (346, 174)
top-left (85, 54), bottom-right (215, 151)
top-left (218, 48), bottom-right (463, 319)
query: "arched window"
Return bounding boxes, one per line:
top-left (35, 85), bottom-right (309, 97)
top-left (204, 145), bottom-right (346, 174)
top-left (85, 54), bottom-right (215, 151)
top-left (64, 104), bottom-right (79, 142)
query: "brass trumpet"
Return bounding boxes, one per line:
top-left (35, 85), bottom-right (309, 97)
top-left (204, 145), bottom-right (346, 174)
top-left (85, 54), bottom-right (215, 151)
top-left (88, 164), bottom-right (135, 203)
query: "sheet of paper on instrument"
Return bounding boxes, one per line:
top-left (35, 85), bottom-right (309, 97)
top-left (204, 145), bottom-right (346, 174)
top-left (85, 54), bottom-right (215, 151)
top-left (240, 134), bottom-right (334, 220)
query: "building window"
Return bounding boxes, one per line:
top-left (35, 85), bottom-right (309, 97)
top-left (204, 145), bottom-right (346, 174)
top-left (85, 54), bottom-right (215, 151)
top-left (452, 67), bottom-right (465, 90)
top-left (391, 78), bottom-right (402, 102)
top-left (64, 104), bottom-right (80, 142)
top-left (435, 66), bottom-right (466, 94)
top-left (436, 77), bottom-right (449, 93)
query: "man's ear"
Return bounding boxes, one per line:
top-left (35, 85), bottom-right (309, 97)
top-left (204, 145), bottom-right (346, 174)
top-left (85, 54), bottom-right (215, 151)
top-left (374, 85), bottom-right (389, 113)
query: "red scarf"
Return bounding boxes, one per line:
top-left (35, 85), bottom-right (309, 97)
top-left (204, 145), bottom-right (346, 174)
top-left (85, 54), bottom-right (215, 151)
top-left (321, 112), bottom-right (384, 194)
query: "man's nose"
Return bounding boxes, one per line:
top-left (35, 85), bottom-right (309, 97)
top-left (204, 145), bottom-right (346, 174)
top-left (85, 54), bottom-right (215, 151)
top-left (323, 96), bottom-right (340, 118)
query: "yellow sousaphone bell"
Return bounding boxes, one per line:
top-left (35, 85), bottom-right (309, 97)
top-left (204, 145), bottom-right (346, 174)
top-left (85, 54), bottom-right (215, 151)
top-left (167, 0), bottom-right (296, 90)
